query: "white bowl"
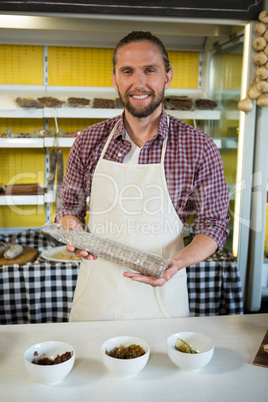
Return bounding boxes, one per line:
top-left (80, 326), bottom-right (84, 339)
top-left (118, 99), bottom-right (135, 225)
top-left (101, 336), bottom-right (150, 377)
top-left (167, 332), bottom-right (214, 371)
top-left (24, 341), bottom-right (75, 384)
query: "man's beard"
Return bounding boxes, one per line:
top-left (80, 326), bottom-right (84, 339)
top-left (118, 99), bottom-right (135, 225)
top-left (118, 88), bottom-right (165, 118)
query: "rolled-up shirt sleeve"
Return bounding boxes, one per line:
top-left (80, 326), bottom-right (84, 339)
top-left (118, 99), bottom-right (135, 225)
top-left (55, 136), bottom-right (90, 225)
top-left (188, 137), bottom-right (230, 250)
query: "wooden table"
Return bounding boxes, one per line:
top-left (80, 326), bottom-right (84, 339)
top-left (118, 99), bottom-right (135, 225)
top-left (0, 314), bottom-right (267, 402)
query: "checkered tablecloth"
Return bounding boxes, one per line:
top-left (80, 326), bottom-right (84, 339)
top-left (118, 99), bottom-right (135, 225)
top-left (0, 230), bottom-right (243, 324)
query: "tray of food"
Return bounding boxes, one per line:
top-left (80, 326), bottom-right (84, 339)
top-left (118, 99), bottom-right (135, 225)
top-left (40, 246), bottom-right (82, 263)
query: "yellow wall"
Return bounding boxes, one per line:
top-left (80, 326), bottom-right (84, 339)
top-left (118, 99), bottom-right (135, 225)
top-left (0, 45), bottom-right (43, 85)
top-left (47, 47), bottom-right (199, 88)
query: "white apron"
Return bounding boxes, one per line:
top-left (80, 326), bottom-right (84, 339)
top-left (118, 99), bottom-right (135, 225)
top-left (69, 119), bottom-right (190, 321)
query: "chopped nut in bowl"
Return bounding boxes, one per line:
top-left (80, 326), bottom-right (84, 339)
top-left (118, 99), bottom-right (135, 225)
top-left (24, 341), bottom-right (75, 384)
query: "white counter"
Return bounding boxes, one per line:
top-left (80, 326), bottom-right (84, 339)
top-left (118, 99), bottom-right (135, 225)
top-left (0, 314), bottom-right (267, 402)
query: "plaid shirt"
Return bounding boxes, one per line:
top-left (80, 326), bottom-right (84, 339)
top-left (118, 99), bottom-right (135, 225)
top-left (56, 108), bottom-right (230, 249)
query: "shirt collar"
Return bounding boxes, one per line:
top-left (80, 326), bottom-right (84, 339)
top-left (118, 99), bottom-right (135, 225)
top-left (158, 108), bottom-right (169, 139)
top-left (112, 107), bottom-right (169, 141)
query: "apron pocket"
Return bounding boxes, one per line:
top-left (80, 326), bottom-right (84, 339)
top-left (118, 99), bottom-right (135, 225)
top-left (71, 260), bottom-right (92, 307)
top-left (156, 268), bottom-right (189, 318)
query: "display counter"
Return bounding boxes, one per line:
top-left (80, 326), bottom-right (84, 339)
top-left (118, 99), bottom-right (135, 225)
top-left (1, 314), bottom-right (267, 402)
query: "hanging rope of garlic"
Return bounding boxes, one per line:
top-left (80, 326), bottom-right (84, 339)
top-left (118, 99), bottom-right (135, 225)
top-left (238, 10), bottom-right (268, 113)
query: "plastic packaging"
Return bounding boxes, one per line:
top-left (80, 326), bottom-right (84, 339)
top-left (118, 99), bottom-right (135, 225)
top-left (41, 223), bottom-right (169, 278)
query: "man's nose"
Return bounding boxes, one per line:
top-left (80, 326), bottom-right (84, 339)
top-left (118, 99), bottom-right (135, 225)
top-left (133, 71), bottom-right (145, 88)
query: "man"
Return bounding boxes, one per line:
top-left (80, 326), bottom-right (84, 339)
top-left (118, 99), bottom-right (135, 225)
top-left (55, 31), bottom-right (229, 321)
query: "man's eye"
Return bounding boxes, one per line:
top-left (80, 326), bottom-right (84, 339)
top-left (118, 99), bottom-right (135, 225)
top-left (146, 68), bottom-right (156, 74)
top-left (123, 70), bottom-right (132, 75)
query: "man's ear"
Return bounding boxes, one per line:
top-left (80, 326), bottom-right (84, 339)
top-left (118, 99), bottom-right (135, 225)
top-left (164, 69), bottom-right (173, 90)
top-left (112, 72), bottom-right (118, 92)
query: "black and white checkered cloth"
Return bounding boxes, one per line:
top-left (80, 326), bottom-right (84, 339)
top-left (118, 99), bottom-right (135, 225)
top-left (0, 230), bottom-right (243, 324)
top-left (0, 229), bottom-right (60, 251)
top-left (186, 262), bottom-right (243, 316)
top-left (0, 263), bottom-right (79, 324)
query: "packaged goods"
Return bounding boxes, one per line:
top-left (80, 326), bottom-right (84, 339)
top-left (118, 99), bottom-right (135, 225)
top-left (41, 223), bottom-right (169, 278)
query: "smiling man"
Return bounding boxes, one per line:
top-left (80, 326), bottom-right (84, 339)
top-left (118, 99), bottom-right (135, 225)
top-left (112, 39), bottom-right (170, 120)
top-left (55, 31), bottom-right (230, 322)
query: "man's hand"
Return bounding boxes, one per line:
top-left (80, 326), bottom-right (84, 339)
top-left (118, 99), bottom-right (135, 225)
top-left (66, 243), bottom-right (97, 260)
top-left (59, 215), bottom-right (97, 261)
top-left (123, 258), bottom-right (179, 287)
top-left (59, 215), bottom-right (83, 231)
top-left (123, 234), bottom-right (218, 287)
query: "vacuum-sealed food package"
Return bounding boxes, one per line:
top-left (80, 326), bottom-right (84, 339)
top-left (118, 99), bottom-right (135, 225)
top-left (41, 223), bottom-right (169, 278)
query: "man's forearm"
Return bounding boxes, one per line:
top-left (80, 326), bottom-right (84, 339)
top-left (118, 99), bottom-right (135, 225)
top-left (172, 234), bottom-right (218, 271)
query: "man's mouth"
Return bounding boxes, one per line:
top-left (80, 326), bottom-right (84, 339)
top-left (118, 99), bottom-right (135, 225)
top-left (131, 94), bottom-right (150, 100)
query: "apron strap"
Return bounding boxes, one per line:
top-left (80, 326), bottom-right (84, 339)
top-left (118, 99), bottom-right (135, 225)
top-left (99, 119), bottom-right (121, 159)
top-left (160, 115), bottom-right (169, 163)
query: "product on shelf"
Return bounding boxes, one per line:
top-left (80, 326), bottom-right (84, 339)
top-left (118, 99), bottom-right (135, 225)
top-left (0, 129), bottom-right (53, 138)
top-left (57, 128), bottom-right (80, 137)
top-left (15, 97), bottom-right (43, 108)
top-left (62, 131), bottom-right (80, 137)
top-left (163, 96), bottom-right (193, 110)
top-left (34, 129), bottom-right (52, 137)
top-left (37, 97), bottom-right (64, 107)
top-left (67, 97), bottom-right (90, 106)
top-left (4, 183), bottom-right (45, 195)
top-left (195, 99), bottom-right (218, 109)
top-left (92, 98), bottom-right (116, 108)
top-left (1, 132), bottom-right (32, 137)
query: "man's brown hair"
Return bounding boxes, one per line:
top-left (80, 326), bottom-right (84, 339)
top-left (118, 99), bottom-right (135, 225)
top-left (112, 31), bottom-right (172, 74)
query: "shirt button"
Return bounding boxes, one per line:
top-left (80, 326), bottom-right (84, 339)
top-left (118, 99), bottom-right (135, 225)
top-left (118, 152), bottom-right (122, 157)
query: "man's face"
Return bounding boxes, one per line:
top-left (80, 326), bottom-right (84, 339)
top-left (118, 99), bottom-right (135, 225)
top-left (112, 41), bottom-right (173, 118)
